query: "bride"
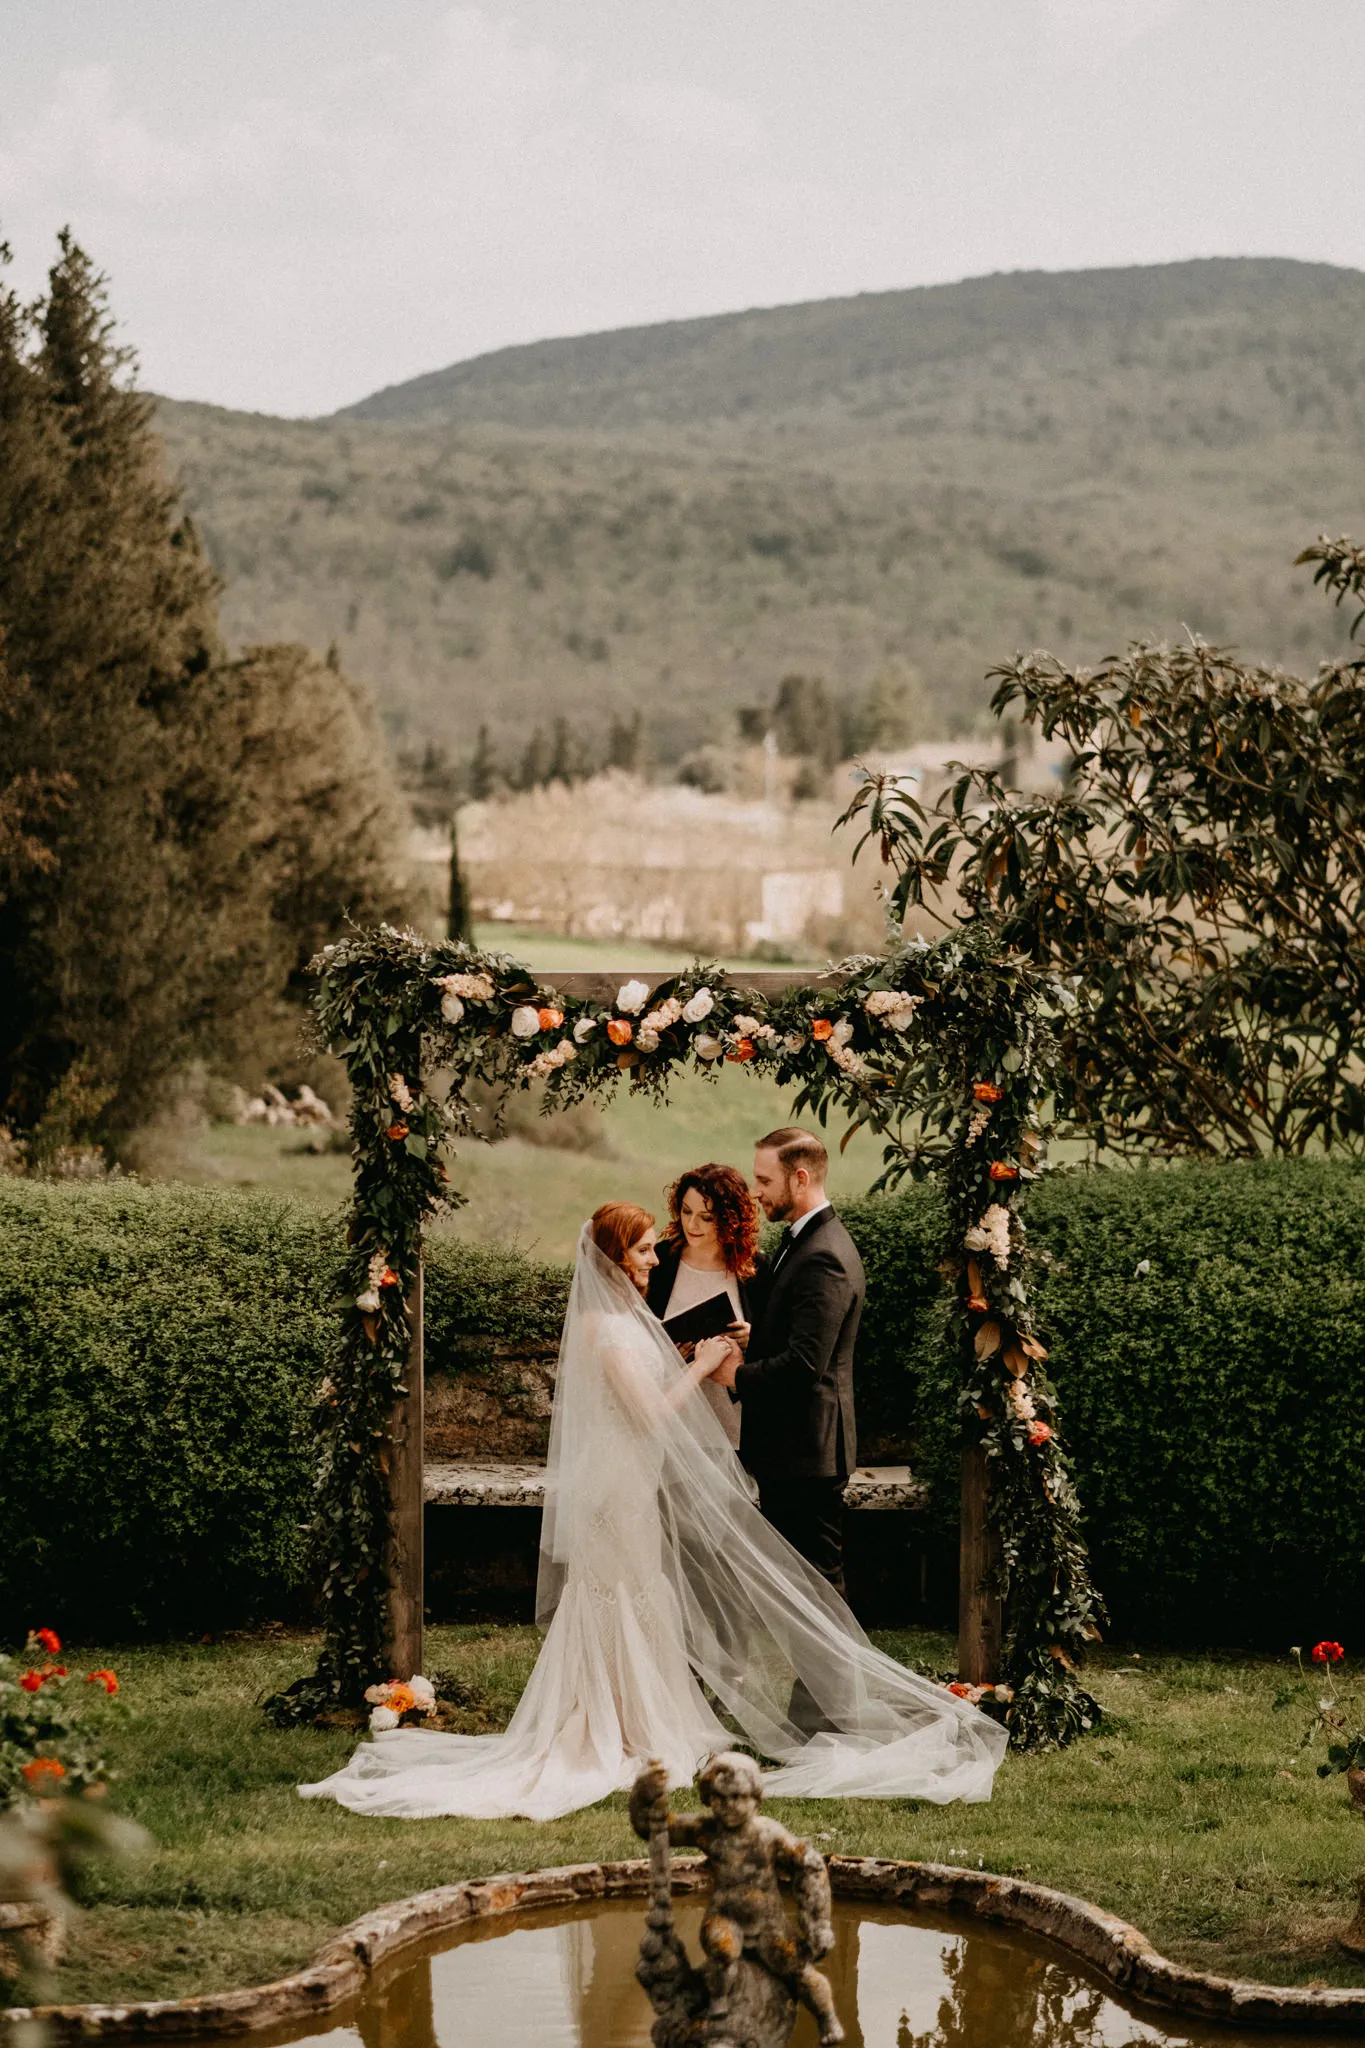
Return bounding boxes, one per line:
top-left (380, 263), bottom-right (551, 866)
top-left (300, 1202), bottom-right (1006, 1821)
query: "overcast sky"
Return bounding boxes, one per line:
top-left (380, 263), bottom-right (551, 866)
top-left (2, 1), bottom-right (1360, 417)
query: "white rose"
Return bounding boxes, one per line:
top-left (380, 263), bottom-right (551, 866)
top-left (636, 1026), bottom-right (660, 1052)
top-left (440, 991), bottom-right (465, 1025)
top-left (732, 1014), bottom-right (762, 1036)
top-left (369, 1705), bottom-right (400, 1731)
top-left (573, 1015), bottom-right (598, 1043)
top-left (355, 1288), bottom-right (381, 1314)
top-left (831, 1017), bottom-right (855, 1046)
top-left (511, 1005), bottom-right (542, 1037)
top-left (784, 1031), bottom-right (807, 1054)
top-left (694, 1034), bottom-right (724, 1061)
top-left (388, 1073), bottom-right (415, 1112)
top-left (407, 1675), bottom-right (437, 1708)
top-left (558, 1039), bottom-right (578, 1062)
top-left (681, 988), bottom-right (714, 1024)
top-left (617, 979), bottom-right (650, 1015)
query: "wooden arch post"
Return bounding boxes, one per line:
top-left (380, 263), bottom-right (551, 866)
top-left (378, 963), bottom-right (1000, 1690)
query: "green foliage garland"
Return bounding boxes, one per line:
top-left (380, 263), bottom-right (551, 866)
top-left (270, 919), bottom-right (1105, 1748)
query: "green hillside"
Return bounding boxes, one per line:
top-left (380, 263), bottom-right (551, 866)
top-left (157, 259), bottom-right (1365, 767)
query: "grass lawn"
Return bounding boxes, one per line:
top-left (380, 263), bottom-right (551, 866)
top-left (157, 1068), bottom-right (882, 1264)
top-left (36, 1629), bottom-right (1365, 2009)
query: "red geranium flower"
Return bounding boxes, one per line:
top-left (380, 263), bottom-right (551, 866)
top-left (33, 1628), bottom-right (61, 1656)
top-left (386, 1122), bottom-right (409, 1142)
top-left (86, 1669), bottom-right (120, 1695)
top-left (18, 1671), bottom-right (43, 1692)
top-left (22, 1758), bottom-right (65, 1786)
top-left (1311, 1640), bottom-right (1346, 1665)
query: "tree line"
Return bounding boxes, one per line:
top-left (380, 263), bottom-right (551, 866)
top-left (0, 234), bottom-right (410, 1159)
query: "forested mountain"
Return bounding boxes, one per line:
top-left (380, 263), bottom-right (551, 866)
top-left (158, 258), bottom-right (1365, 769)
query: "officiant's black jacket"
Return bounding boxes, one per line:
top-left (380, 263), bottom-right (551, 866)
top-left (645, 1239), bottom-right (766, 1325)
top-left (733, 1206), bottom-right (864, 1481)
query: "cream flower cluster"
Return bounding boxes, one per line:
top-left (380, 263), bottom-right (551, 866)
top-left (388, 1073), bottom-right (415, 1114)
top-left (1006, 1376), bottom-right (1037, 1424)
top-left (864, 988), bottom-right (925, 1031)
top-left (525, 1039), bottom-right (578, 1081)
top-left (355, 1248), bottom-right (395, 1314)
top-left (966, 1105), bottom-right (993, 1144)
top-left (822, 1014), bottom-right (869, 1080)
top-left (964, 1202), bottom-right (1012, 1269)
top-left (731, 1013), bottom-right (779, 1045)
top-left (433, 970), bottom-right (496, 1023)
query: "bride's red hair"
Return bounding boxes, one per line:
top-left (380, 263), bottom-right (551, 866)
top-left (591, 1201), bottom-right (655, 1268)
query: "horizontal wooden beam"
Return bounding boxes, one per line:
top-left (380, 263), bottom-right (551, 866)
top-left (533, 968), bottom-right (849, 1002)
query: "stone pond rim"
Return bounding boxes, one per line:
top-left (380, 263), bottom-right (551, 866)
top-left (6, 1857), bottom-right (1365, 2043)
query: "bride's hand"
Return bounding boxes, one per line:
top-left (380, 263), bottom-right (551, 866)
top-left (692, 1335), bottom-right (732, 1378)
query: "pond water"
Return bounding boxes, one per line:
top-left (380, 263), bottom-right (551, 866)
top-left (255, 1897), bottom-right (1328, 2048)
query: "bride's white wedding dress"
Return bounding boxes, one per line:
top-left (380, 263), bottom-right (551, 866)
top-left (300, 1229), bottom-right (1006, 1820)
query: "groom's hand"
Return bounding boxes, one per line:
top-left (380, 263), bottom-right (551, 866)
top-left (708, 1341), bottom-right (740, 1390)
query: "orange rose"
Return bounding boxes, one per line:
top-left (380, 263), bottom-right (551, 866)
top-left (606, 1018), bottom-right (633, 1046)
top-left (386, 1122), bottom-right (409, 1142)
top-left (1028, 1421), bottom-right (1053, 1446)
top-left (988, 1161), bottom-right (1019, 1181)
top-left (812, 1018), bottom-right (834, 1041)
top-left (22, 1758), bottom-right (66, 1785)
top-left (973, 1082), bottom-right (1004, 1104)
top-left (966, 1294), bottom-right (990, 1314)
top-left (386, 1682), bottom-right (417, 1715)
top-left (727, 1037), bottom-right (756, 1063)
top-left (86, 1669), bottom-right (120, 1695)
top-left (538, 1006), bottom-right (564, 1031)
top-left (379, 1268), bottom-right (400, 1289)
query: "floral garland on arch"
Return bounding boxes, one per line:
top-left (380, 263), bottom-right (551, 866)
top-left (264, 918), bottom-right (1104, 1750)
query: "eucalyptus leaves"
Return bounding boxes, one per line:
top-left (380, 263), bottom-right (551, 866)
top-left (269, 918), bottom-right (1104, 1749)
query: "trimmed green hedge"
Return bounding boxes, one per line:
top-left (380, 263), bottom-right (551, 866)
top-left (0, 1181), bottom-right (569, 1636)
top-left (3, 1162), bottom-right (1362, 1641)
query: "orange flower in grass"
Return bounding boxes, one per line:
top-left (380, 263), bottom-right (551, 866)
top-left (18, 1671), bottom-right (43, 1693)
top-left (22, 1758), bottom-right (65, 1786)
top-left (386, 1682), bottom-right (417, 1715)
top-left (86, 1669), bottom-right (120, 1695)
top-left (33, 1628), bottom-right (61, 1656)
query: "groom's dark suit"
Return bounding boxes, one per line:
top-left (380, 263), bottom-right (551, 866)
top-left (732, 1203), bottom-right (865, 1599)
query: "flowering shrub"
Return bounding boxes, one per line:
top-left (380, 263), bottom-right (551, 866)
top-left (0, 1630), bottom-right (121, 1810)
top-left (1295, 1641), bottom-right (1365, 1776)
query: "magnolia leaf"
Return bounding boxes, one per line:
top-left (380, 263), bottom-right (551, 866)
top-left (1003, 1343), bottom-right (1029, 1378)
top-left (974, 1318), bottom-right (1003, 1358)
top-left (966, 1257), bottom-right (984, 1298)
top-left (1021, 1335), bottom-right (1049, 1361)
top-left (1048, 1644), bottom-right (1077, 1671)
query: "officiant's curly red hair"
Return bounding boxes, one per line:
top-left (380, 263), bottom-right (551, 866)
top-left (661, 1163), bottom-right (760, 1279)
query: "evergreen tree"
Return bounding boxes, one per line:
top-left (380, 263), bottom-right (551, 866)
top-left (517, 726), bottom-right (552, 789)
top-left (606, 708), bottom-right (647, 775)
top-left (852, 659), bottom-right (931, 752)
top-left (771, 673), bottom-right (841, 767)
top-left (469, 723), bottom-right (500, 800)
top-left (0, 232), bottom-right (411, 1141)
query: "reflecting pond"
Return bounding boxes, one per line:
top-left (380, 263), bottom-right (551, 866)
top-left (251, 1897), bottom-right (1330, 2048)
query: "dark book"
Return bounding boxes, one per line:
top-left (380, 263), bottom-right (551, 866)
top-left (661, 1290), bottom-right (736, 1350)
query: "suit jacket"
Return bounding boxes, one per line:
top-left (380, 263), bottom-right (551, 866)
top-left (646, 1239), bottom-right (766, 1329)
top-left (733, 1206), bottom-right (864, 1481)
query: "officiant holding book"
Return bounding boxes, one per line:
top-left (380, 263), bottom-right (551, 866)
top-left (647, 1162), bottom-right (767, 1448)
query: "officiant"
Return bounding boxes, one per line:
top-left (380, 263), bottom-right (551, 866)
top-left (647, 1161), bottom-right (767, 1448)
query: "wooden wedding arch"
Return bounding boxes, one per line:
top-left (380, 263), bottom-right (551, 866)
top-left (267, 921), bottom-right (1105, 1752)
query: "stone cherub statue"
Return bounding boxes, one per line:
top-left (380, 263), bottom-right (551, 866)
top-left (630, 1751), bottom-right (845, 2048)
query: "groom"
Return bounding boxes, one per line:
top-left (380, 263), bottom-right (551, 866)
top-left (710, 1126), bottom-right (865, 1599)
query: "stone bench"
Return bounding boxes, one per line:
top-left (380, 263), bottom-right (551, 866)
top-left (424, 1461), bottom-right (928, 1511)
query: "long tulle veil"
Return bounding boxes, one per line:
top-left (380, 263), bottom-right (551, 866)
top-left (538, 1226), bottom-right (1006, 1802)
